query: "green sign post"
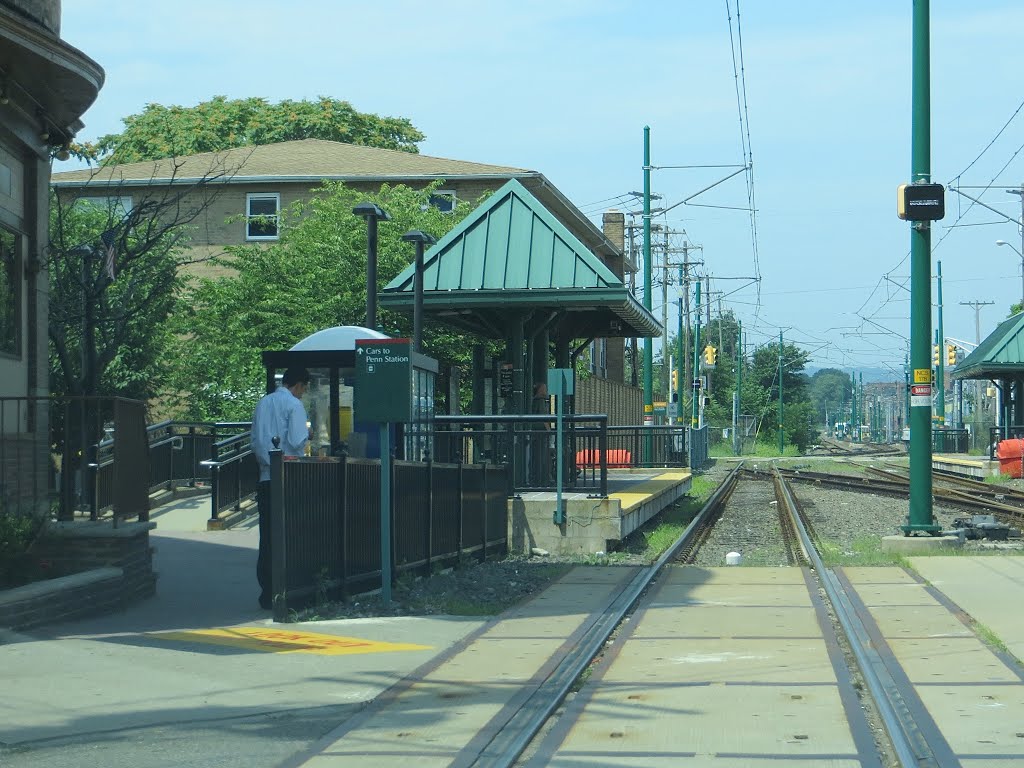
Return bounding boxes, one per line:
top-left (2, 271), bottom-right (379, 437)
top-left (547, 368), bottom-right (574, 525)
top-left (354, 338), bottom-right (413, 603)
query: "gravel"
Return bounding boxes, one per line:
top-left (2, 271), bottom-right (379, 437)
top-left (294, 458), bottom-right (1023, 623)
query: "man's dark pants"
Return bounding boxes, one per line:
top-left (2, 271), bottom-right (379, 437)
top-left (256, 480), bottom-right (271, 608)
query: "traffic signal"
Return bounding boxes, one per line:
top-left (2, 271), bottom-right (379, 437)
top-left (671, 369), bottom-right (678, 391)
top-left (932, 344), bottom-right (939, 366)
top-left (946, 344), bottom-right (956, 366)
top-left (704, 345), bottom-right (717, 366)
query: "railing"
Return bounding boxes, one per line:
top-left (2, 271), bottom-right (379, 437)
top-left (201, 429), bottom-right (259, 524)
top-left (0, 396), bottom-right (150, 524)
top-left (990, 425), bottom-right (1024, 460)
top-left (932, 427), bottom-right (968, 454)
top-left (433, 414), bottom-right (611, 497)
top-left (268, 451), bottom-right (508, 621)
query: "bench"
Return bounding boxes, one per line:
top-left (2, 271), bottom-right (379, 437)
top-left (576, 449), bottom-right (633, 469)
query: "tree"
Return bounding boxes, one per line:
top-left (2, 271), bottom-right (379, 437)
top-left (165, 181), bottom-right (485, 421)
top-left (73, 96), bottom-right (425, 165)
top-left (48, 164), bottom-right (230, 402)
top-left (749, 340), bottom-right (814, 449)
top-left (809, 368), bottom-right (853, 426)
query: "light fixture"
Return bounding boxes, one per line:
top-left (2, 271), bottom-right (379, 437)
top-left (55, 145), bottom-right (70, 162)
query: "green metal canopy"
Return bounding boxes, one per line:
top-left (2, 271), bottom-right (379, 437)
top-left (950, 311), bottom-right (1024, 381)
top-left (380, 179), bottom-right (661, 339)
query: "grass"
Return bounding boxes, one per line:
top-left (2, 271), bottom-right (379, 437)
top-left (775, 458), bottom-right (865, 476)
top-left (817, 535), bottom-right (908, 568)
top-left (984, 472), bottom-right (1016, 485)
top-left (619, 474), bottom-right (719, 562)
top-left (709, 442), bottom-right (803, 458)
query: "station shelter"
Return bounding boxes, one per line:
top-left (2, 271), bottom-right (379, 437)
top-left (261, 325), bottom-right (437, 460)
top-left (949, 310), bottom-right (1024, 451)
top-left (378, 179), bottom-right (662, 419)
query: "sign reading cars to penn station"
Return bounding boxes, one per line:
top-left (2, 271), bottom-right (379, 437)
top-left (355, 338), bottom-right (412, 422)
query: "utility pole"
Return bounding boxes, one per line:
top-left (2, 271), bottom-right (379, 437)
top-left (661, 228), bottom-right (670, 399)
top-left (906, 0), bottom-right (939, 534)
top-left (734, 321), bottom-right (742, 454)
top-left (778, 331), bottom-right (784, 453)
top-left (936, 259), bottom-right (945, 425)
top-left (960, 300), bottom-right (993, 345)
top-left (692, 281), bottom-right (701, 428)
top-left (642, 127), bottom-right (653, 460)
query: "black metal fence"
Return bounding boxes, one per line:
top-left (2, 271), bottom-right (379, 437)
top-left (268, 452), bottom-right (508, 621)
top-left (932, 427), bottom-right (968, 454)
top-left (0, 396), bottom-right (150, 524)
top-left (203, 429), bottom-right (259, 524)
top-left (432, 415), bottom-right (695, 497)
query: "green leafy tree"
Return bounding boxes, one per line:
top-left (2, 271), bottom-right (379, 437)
top-left (48, 171), bottom-right (225, 401)
top-left (166, 181), bottom-right (483, 421)
top-left (809, 368), bottom-right (853, 427)
top-left (73, 96), bottom-right (425, 165)
top-left (748, 340), bottom-right (814, 449)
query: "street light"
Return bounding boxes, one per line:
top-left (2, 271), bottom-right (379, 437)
top-left (996, 239), bottom-right (1024, 305)
top-left (401, 230), bottom-right (437, 353)
top-left (352, 203), bottom-right (391, 331)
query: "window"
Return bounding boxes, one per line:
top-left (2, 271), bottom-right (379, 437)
top-left (246, 193), bottom-right (280, 240)
top-left (75, 196), bottom-right (133, 215)
top-left (0, 226), bottom-right (19, 357)
top-left (428, 190), bottom-right (456, 214)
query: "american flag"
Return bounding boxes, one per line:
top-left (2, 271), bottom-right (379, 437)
top-left (100, 229), bottom-right (117, 281)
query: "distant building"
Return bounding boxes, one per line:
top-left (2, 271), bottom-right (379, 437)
top-left (52, 138), bottom-right (632, 385)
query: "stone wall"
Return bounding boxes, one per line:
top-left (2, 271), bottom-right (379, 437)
top-left (0, 521), bottom-right (156, 630)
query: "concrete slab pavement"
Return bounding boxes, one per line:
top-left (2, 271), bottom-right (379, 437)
top-left (0, 525), bottom-right (485, 748)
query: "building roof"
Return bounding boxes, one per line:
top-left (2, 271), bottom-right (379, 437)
top-left (381, 179), bottom-right (660, 339)
top-left (51, 138), bottom-right (534, 186)
top-left (951, 311), bottom-right (1024, 380)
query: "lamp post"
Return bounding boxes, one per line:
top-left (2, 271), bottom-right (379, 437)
top-left (352, 203), bottom-right (391, 331)
top-left (401, 230), bottom-right (437, 353)
top-left (996, 239), bottom-right (1024, 306)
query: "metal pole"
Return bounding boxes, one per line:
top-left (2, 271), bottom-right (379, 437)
top-left (643, 127), bottom-right (654, 455)
top-left (677, 290), bottom-right (684, 425)
top-left (662, 229), bottom-right (669, 400)
top-left (367, 216), bottom-right (379, 330)
top-left (778, 330), bottom-right (784, 453)
top-left (936, 259), bottom-right (945, 425)
top-left (691, 282), bottom-right (701, 428)
top-left (379, 423), bottom-right (392, 603)
top-left (733, 321), bottom-right (741, 454)
top-left (906, 0), bottom-right (938, 533)
top-left (413, 240), bottom-right (424, 352)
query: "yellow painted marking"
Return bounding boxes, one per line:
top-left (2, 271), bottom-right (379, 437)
top-left (148, 627), bottom-right (431, 655)
top-left (610, 471), bottom-right (691, 511)
top-left (914, 368), bottom-right (931, 383)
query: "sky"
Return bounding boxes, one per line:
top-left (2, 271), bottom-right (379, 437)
top-left (58, 1), bottom-right (1024, 379)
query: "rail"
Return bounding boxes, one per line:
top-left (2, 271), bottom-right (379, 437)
top-left (200, 429), bottom-right (258, 524)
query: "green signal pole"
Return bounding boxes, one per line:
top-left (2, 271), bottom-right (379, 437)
top-left (643, 127), bottom-right (653, 459)
top-left (905, 0), bottom-right (939, 534)
top-left (778, 331), bottom-right (784, 453)
top-left (936, 259), bottom-right (945, 425)
top-left (691, 281), bottom-right (701, 428)
top-left (904, 354), bottom-right (910, 435)
top-left (677, 281), bottom-right (684, 424)
top-left (735, 321), bottom-right (742, 454)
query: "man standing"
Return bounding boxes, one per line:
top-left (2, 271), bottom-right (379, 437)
top-left (251, 367), bottom-right (311, 609)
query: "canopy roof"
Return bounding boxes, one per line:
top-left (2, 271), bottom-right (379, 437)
top-left (380, 179), bottom-right (660, 339)
top-left (951, 311), bottom-right (1024, 380)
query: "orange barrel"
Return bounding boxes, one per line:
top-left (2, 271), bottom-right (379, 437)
top-left (996, 439), bottom-right (1024, 479)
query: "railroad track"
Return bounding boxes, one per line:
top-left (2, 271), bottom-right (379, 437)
top-left (288, 466), bottom-right (1023, 767)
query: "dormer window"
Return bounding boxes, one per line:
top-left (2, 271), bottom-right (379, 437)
top-left (246, 193), bottom-right (280, 240)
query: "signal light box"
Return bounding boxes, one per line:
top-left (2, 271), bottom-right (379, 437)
top-left (897, 183), bottom-right (945, 221)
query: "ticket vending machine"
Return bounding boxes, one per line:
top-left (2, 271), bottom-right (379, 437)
top-left (261, 325), bottom-right (437, 459)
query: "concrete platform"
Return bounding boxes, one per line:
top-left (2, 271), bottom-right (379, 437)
top-left (509, 469), bottom-right (692, 555)
top-left (881, 534), bottom-right (963, 554)
top-left (932, 453), bottom-right (1001, 478)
